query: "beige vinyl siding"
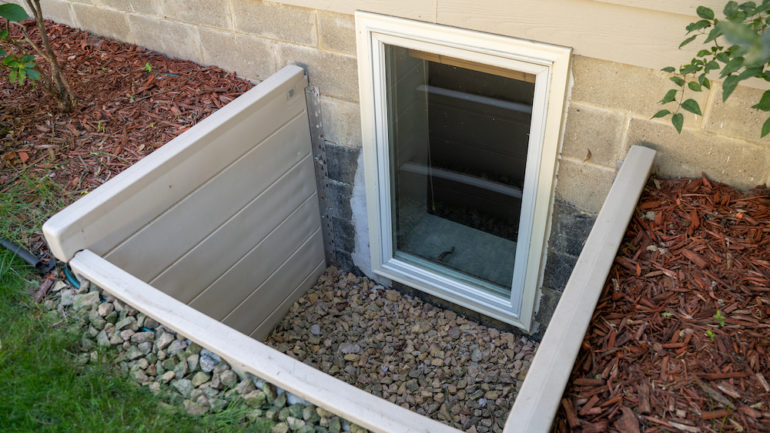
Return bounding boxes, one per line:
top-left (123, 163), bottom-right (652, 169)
top-left (43, 65), bottom-right (325, 339)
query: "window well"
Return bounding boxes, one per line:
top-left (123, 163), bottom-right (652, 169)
top-left (356, 12), bottom-right (571, 330)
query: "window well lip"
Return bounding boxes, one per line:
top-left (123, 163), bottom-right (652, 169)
top-left (355, 11), bottom-right (572, 331)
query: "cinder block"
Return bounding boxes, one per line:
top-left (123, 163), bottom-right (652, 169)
top-left (325, 143), bottom-right (360, 185)
top-left (705, 82), bottom-right (770, 145)
top-left (99, 0), bottom-right (157, 15)
top-left (571, 55), bottom-right (707, 125)
top-left (325, 179), bottom-right (353, 220)
top-left (318, 11), bottom-right (355, 55)
top-left (278, 44), bottom-right (358, 101)
top-left (159, 0), bottom-right (231, 30)
top-left (561, 103), bottom-right (624, 168)
top-left (320, 96), bottom-right (361, 148)
top-left (128, 15), bottom-right (202, 64)
top-left (39, 0), bottom-right (76, 26)
top-left (71, 3), bottom-right (130, 42)
top-left (200, 28), bottom-right (276, 81)
top-left (626, 118), bottom-right (769, 189)
top-left (554, 158), bottom-right (615, 213)
top-left (533, 286), bottom-right (563, 337)
top-left (231, 0), bottom-right (316, 46)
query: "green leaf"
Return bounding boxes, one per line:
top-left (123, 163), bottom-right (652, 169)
top-left (682, 99), bottom-right (703, 115)
top-left (661, 89), bottom-right (678, 104)
top-left (752, 90), bottom-right (770, 111)
top-left (761, 116), bottom-right (770, 137)
top-left (652, 109), bottom-right (671, 119)
top-left (697, 49), bottom-right (712, 57)
top-left (699, 73), bottom-right (710, 87)
top-left (697, 6), bottom-right (715, 19)
top-left (724, 1), bottom-right (740, 18)
top-left (679, 34), bottom-right (698, 48)
top-left (661, 66), bottom-right (676, 73)
top-left (8, 69), bottom-right (16, 82)
top-left (688, 81), bottom-right (703, 92)
top-left (687, 20), bottom-right (712, 33)
top-left (720, 56), bottom-right (745, 76)
top-left (705, 26), bottom-right (724, 43)
top-left (0, 49), bottom-right (5, 58)
top-left (670, 76), bottom-right (686, 86)
top-left (18, 68), bottom-right (25, 85)
top-left (0, 3), bottom-right (29, 22)
top-left (705, 60), bottom-right (721, 72)
top-left (672, 113), bottom-right (684, 133)
top-left (20, 54), bottom-right (34, 63)
top-left (0, 29), bottom-right (8, 38)
top-left (26, 68), bottom-right (39, 80)
top-left (681, 64), bottom-right (700, 74)
top-left (722, 74), bottom-right (741, 101)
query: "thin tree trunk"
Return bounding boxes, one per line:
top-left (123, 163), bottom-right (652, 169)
top-left (24, 0), bottom-right (76, 112)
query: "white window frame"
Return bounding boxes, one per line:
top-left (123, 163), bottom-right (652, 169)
top-left (355, 11), bottom-right (571, 331)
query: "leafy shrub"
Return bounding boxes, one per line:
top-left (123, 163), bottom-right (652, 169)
top-left (657, 1), bottom-right (770, 137)
top-left (0, 1), bottom-right (76, 112)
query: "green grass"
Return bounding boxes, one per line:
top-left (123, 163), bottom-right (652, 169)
top-left (0, 174), bottom-right (70, 247)
top-left (0, 177), bottom-right (271, 433)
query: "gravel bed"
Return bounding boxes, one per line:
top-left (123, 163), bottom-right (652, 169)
top-left (266, 268), bottom-right (539, 433)
top-left (42, 277), bottom-right (369, 433)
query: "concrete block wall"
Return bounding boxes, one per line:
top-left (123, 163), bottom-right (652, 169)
top-left (33, 0), bottom-right (770, 334)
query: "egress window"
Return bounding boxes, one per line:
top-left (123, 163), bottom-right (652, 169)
top-left (355, 12), bottom-right (571, 331)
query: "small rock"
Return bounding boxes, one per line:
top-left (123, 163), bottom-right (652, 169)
top-left (286, 393), bottom-right (308, 406)
top-left (243, 390), bottom-right (266, 407)
top-left (97, 302), bottom-right (114, 317)
top-left (339, 342), bottom-right (361, 354)
top-left (155, 332), bottom-right (175, 350)
top-left (73, 292), bottom-right (100, 311)
top-left (343, 354), bottom-right (360, 362)
top-left (187, 354), bottom-right (199, 371)
top-left (115, 318), bottom-right (132, 331)
top-left (96, 330), bottom-right (110, 347)
top-left (310, 324), bottom-right (321, 335)
top-left (183, 399), bottom-right (208, 416)
top-left (160, 371), bottom-right (176, 383)
top-left (199, 349), bottom-right (221, 372)
top-left (52, 281), bottom-right (68, 292)
top-left (235, 379), bottom-right (255, 395)
top-left (167, 339), bottom-right (187, 355)
top-left (131, 331), bottom-right (154, 344)
top-left (385, 290), bottom-right (400, 302)
top-left (125, 346), bottom-right (144, 360)
top-left (286, 417), bottom-right (305, 431)
top-left (220, 369), bottom-right (238, 387)
top-left (191, 371), bottom-right (211, 387)
top-left (132, 369), bottom-right (149, 383)
top-left (271, 422), bottom-right (289, 433)
top-left (173, 361), bottom-right (188, 379)
top-left (172, 379), bottom-right (194, 398)
top-left (471, 348), bottom-right (483, 362)
top-left (350, 424), bottom-right (367, 433)
top-left (144, 318), bottom-right (160, 328)
top-left (60, 289), bottom-right (75, 306)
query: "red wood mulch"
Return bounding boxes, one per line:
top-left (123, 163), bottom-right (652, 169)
top-left (554, 176), bottom-right (770, 433)
top-left (1, 20), bottom-right (253, 251)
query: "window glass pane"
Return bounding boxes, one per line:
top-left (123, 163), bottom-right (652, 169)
top-left (385, 44), bottom-right (535, 296)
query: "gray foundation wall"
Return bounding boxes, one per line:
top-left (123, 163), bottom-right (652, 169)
top-left (32, 0), bottom-right (770, 335)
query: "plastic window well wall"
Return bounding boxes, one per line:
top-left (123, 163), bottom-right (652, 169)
top-left (43, 64), bottom-right (656, 432)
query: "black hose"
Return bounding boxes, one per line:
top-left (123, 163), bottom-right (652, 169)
top-left (0, 238), bottom-right (57, 274)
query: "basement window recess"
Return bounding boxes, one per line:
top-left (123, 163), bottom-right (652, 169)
top-left (356, 13), bottom-right (571, 331)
